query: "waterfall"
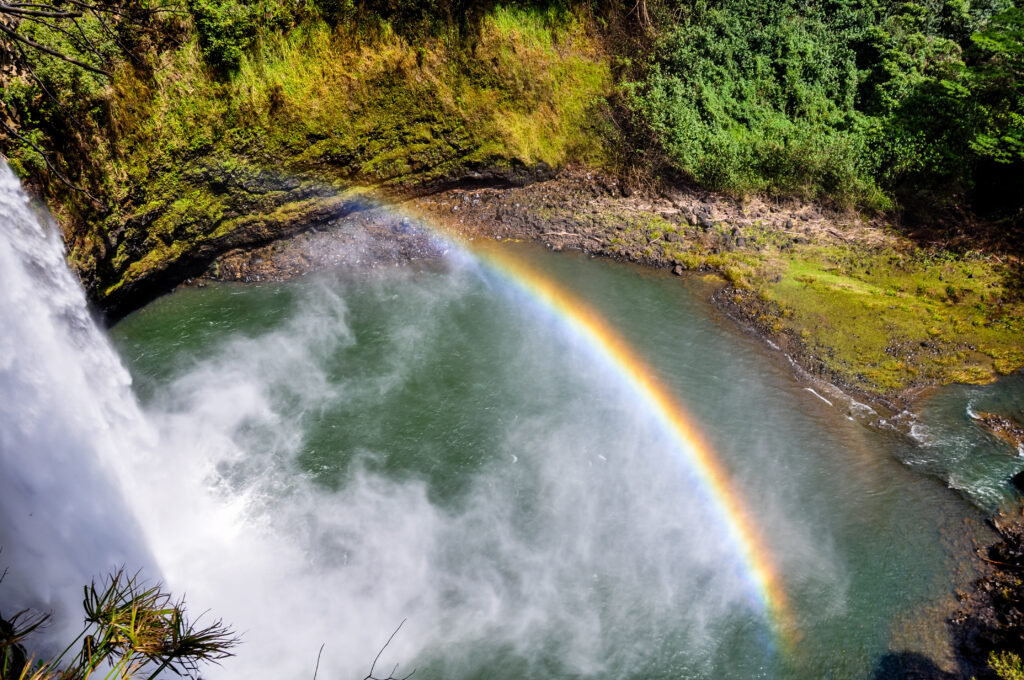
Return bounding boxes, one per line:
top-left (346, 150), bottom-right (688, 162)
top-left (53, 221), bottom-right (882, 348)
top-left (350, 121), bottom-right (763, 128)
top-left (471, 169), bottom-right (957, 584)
top-left (0, 163), bottom-right (808, 679)
top-left (0, 164), bottom-right (157, 647)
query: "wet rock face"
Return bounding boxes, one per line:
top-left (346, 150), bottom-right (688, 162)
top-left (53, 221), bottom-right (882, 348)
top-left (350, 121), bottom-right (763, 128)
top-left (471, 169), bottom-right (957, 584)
top-left (199, 207), bottom-right (448, 283)
top-left (971, 410), bottom-right (1024, 454)
top-left (93, 164), bottom-right (364, 323)
top-left (951, 511), bottom-right (1024, 679)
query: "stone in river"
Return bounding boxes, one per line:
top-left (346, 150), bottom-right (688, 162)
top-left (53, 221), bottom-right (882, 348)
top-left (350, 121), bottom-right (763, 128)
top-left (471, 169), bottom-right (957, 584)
top-left (1012, 470), bottom-right (1024, 494)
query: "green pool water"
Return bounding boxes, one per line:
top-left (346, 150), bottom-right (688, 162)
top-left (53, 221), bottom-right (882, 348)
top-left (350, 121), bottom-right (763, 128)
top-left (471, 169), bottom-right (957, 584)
top-left (110, 239), bottom-right (1023, 680)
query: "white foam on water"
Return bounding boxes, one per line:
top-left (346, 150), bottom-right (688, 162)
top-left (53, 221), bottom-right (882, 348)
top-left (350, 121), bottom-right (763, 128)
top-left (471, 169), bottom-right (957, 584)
top-left (805, 388), bottom-right (834, 407)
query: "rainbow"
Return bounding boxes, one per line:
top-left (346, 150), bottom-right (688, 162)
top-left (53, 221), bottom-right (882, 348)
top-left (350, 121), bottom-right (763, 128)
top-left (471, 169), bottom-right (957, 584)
top-left (404, 208), bottom-right (796, 647)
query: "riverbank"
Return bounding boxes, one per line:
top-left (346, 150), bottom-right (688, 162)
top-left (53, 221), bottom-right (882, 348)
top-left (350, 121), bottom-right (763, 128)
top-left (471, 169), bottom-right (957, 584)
top-left (1, 0), bottom-right (1017, 405)
top-left (189, 167), bottom-right (1024, 409)
top-left (951, 506), bottom-right (1024, 680)
top-left (404, 171), bottom-right (1024, 408)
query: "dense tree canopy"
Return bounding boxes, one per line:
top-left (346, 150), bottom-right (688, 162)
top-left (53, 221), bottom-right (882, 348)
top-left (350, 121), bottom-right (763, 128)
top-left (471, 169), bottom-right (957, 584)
top-left (628, 0), bottom-right (1024, 216)
top-left (0, 0), bottom-right (1021, 218)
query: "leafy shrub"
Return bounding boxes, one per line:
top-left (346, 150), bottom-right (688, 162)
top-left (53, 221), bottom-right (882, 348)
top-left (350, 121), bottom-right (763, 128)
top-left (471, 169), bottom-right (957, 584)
top-left (187, 0), bottom-right (258, 72)
top-left (628, 0), bottom-right (1024, 213)
top-left (625, 0), bottom-right (882, 206)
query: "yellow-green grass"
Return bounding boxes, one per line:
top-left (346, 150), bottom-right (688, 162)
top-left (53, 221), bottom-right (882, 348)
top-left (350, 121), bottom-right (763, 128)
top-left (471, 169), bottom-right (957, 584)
top-left (756, 245), bottom-right (1024, 393)
top-left (104, 5), bottom-right (612, 188)
top-left (74, 4), bottom-right (614, 302)
top-left (566, 206), bottom-right (1022, 395)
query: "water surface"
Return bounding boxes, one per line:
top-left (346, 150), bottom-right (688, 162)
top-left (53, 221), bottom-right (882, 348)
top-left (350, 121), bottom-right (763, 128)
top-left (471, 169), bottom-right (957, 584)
top-left (110, 240), bottom-right (1023, 680)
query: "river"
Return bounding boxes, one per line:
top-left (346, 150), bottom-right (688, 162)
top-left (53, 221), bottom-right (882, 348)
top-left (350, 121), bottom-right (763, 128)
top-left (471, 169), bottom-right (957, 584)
top-left (2, 164), bottom-right (1023, 679)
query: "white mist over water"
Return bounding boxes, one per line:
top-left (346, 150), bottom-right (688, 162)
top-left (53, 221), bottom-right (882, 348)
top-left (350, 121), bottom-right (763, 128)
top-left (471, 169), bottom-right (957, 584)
top-left (0, 165), bottom-right (831, 679)
top-left (121, 271), bottom-right (775, 679)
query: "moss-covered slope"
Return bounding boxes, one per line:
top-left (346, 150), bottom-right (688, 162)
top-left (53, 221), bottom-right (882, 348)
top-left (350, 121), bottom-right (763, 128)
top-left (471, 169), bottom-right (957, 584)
top-left (27, 5), bottom-right (614, 316)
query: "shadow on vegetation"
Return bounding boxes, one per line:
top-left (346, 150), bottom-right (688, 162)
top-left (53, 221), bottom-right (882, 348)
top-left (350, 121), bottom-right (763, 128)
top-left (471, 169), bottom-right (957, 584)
top-left (1001, 261), bottom-right (1024, 303)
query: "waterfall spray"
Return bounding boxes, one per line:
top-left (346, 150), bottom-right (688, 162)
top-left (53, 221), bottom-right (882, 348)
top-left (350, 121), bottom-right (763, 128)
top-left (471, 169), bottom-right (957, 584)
top-left (0, 164), bottom-right (158, 648)
top-left (0, 165), bottom-right (804, 679)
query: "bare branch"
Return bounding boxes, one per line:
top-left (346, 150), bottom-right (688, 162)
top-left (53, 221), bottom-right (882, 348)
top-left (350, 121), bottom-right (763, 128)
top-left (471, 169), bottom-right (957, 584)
top-left (0, 21), bottom-right (108, 75)
top-left (0, 5), bottom-right (83, 18)
top-left (363, 620), bottom-right (416, 680)
top-left (312, 642), bottom-right (325, 680)
top-left (61, 0), bottom-right (175, 20)
top-left (0, 114), bottom-right (106, 206)
top-left (10, 12), bottom-right (106, 65)
top-left (85, 3), bottom-right (134, 65)
top-left (70, 14), bottom-right (110, 65)
top-left (13, 41), bottom-right (90, 129)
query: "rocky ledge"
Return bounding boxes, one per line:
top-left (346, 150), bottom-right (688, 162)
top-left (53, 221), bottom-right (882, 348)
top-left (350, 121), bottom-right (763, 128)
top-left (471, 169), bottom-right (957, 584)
top-left (951, 508), bottom-right (1024, 680)
top-left (128, 164), bottom-right (1022, 409)
top-left (971, 411), bottom-right (1024, 456)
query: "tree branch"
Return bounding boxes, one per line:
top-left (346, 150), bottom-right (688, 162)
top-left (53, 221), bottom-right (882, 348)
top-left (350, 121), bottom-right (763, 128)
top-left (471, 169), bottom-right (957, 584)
top-left (363, 620), bottom-right (416, 680)
top-left (0, 5), bottom-right (82, 18)
top-left (0, 21), bottom-right (108, 75)
top-left (0, 115), bottom-right (106, 206)
top-left (312, 642), bottom-right (324, 680)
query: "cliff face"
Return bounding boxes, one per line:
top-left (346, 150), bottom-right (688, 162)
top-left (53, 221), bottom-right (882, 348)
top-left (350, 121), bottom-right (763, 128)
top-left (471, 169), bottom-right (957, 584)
top-left (3, 1), bottom-right (1022, 400)
top-left (11, 5), bottom-right (615, 319)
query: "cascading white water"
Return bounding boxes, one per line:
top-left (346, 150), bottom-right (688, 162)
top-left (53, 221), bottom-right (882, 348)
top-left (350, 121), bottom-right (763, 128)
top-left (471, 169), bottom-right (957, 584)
top-left (1, 163), bottom-right (836, 680)
top-left (0, 164), bottom-right (157, 645)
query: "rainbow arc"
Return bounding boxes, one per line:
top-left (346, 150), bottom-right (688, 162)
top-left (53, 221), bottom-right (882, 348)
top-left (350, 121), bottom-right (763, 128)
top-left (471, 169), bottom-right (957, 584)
top-left (406, 208), bottom-right (797, 648)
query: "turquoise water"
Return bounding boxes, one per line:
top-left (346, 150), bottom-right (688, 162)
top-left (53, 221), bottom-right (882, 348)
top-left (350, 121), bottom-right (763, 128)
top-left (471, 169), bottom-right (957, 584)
top-left (111, 241), bottom-right (1023, 680)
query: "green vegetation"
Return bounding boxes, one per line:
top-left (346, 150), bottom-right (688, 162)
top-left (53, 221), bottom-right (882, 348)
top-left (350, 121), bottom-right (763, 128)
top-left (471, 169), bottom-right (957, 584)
top-left (753, 245), bottom-right (1024, 392)
top-left (532, 194), bottom-right (1023, 394)
top-left (0, 0), bottom-right (1021, 386)
top-left (627, 0), bottom-right (1024, 212)
top-left (1, 569), bottom-right (236, 680)
top-left (991, 650), bottom-right (1024, 680)
top-left (1, 1), bottom-right (613, 307)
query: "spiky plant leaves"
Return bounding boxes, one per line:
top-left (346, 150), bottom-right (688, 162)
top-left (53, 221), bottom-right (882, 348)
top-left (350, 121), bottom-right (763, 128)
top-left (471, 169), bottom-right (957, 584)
top-left (1, 610), bottom-right (50, 651)
top-left (73, 570), bottom-right (238, 680)
top-left (2, 608), bottom-right (53, 680)
top-left (3, 568), bottom-right (237, 680)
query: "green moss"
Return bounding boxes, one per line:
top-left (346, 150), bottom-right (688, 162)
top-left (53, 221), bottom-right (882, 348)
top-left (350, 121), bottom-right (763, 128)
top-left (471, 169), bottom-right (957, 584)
top-left (583, 203), bottom-right (1024, 395)
top-left (76, 5), bottom-right (615, 304)
top-left (989, 651), bottom-right (1024, 680)
top-left (751, 244), bottom-right (1024, 393)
